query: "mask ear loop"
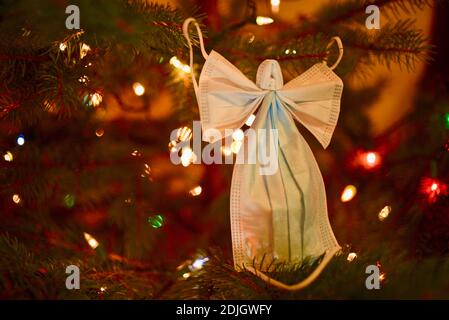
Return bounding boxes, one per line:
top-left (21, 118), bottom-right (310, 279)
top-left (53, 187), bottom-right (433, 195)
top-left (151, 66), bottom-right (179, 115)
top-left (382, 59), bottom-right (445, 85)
top-left (323, 36), bottom-right (344, 70)
top-left (245, 247), bottom-right (341, 291)
top-left (182, 18), bottom-right (209, 94)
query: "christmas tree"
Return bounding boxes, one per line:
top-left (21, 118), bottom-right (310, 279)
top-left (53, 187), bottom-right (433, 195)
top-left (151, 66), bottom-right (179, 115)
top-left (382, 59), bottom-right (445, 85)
top-left (1, 0), bottom-right (448, 299)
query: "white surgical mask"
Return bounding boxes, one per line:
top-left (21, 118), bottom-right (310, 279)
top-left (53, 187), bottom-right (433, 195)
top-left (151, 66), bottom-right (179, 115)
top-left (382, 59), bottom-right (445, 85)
top-left (183, 18), bottom-right (344, 290)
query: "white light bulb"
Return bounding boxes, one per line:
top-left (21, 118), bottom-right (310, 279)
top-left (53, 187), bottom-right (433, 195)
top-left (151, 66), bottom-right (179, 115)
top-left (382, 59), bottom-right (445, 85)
top-left (245, 114), bottom-right (256, 126)
top-left (347, 252), bottom-right (357, 262)
top-left (256, 16), bottom-right (274, 26)
top-left (83, 232), bottom-right (99, 249)
top-left (189, 186), bottom-right (202, 196)
top-left (12, 194), bottom-right (21, 204)
top-left (90, 93), bottom-right (102, 107)
top-left (378, 205), bottom-right (391, 221)
top-left (17, 134), bottom-right (25, 146)
top-left (132, 82), bottom-right (145, 96)
top-left (232, 129), bottom-right (244, 141)
top-left (341, 185), bottom-right (357, 202)
top-left (3, 151), bottom-right (13, 162)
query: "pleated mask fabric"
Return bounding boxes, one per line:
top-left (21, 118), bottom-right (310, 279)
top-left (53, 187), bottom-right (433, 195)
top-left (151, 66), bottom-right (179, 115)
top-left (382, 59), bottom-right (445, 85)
top-left (183, 18), bottom-right (344, 290)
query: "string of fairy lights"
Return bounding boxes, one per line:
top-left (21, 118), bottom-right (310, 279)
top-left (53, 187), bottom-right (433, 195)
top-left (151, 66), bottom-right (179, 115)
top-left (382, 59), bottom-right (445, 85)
top-left (2, 0), bottom-right (448, 291)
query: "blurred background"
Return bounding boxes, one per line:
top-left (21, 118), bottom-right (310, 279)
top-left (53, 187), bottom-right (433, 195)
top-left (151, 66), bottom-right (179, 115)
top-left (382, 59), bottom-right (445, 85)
top-left (0, 0), bottom-right (448, 299)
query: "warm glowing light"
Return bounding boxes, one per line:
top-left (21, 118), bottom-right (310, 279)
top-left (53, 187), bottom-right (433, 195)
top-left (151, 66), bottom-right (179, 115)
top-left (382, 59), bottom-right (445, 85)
top-left (59, 43), bottom-right (67, 51)
top-left (90, 93), bottom-right (102, 107)
top-left (366, 152), bottom-right (377, 164)
top-left (245, 114), bottom-right (256, 126)
top-left (421, 178), bottom-right (448, 203)
top-left (232, 129), bottom-right (244, 141)
top-left (132, 82), bottom-right (145, 96)
top-left (341, 185), bottom-right (357, 202)
top-left (3, 151), bottom-right (13, 162)
top-left (95, 128), bottom-right (104, 137)
top-left (170, 56), bottom-right (191, 74)
top-left (378, 205), bottom-right (391, 221)
top-left (358, 150), bottom-right (381, 169)
top-left (84, 232), bottom-right (99, 249)
top-left (80, 43), bottom-right (91, 59)
top-left (141, 163), bottom-right (152, 180)
top-left (189, 186), bottom-right (202, 196)
top-left (181, 147), bottom-right (196, 167)
top-left (100, 287), bottom-right (107, 292)
top-left (131, 150), bottom-right (142, 157)
top-left (17, 134), bottom-right (25, 146)
top-left (182, 272), bottom-right (191, 279)
top-left (221, 145), bottom-right (232, 156)
top-left (379, 273), bottom-right (386, 282)
top-left (78, 75), bottom-right (89, 84)
top-left (256, 16), bottom-right (274, 26)
top-left (190, 257), bottom-right (209, 271)
top-left (231, 140), bottom-right (242, 154)
top-left (12, 194), bottom-right (21, 204)
top-left (168, 140), bottom-right (178, 153)
top-left (347, 252), bottom-right (357, 262)
top-left (177, 127), bottom-right (192, 142)
top-left (271, 0), bottom-right (280, 13)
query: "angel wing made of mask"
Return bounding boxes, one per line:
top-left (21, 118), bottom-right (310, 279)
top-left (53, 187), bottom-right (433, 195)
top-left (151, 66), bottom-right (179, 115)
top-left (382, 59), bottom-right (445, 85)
top-left (183, 18), bottom-right (344, 291)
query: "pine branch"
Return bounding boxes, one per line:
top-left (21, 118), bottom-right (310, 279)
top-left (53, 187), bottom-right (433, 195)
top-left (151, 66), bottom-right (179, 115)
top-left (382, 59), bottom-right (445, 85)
top-left (0, 0), bottom-right (198, 124)
top-left (162, 247), bottom-right (449, 299)
top-left (288, 0), bottom-right (432, 41)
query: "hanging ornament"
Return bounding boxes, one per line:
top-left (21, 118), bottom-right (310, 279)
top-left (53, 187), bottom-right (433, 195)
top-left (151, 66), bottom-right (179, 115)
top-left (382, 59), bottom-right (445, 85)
top-left (183, 18), bottom-right (344, 290)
